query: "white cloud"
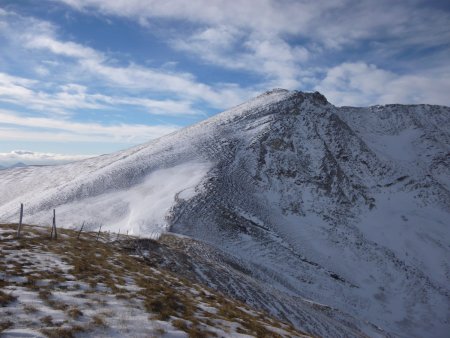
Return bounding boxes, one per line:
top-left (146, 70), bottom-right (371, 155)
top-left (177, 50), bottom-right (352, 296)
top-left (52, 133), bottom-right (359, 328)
top-left (0, 73), bottom-right (105, 114)
top-left (12, 12), bottom-right (248, 110)
top-left (55, 0), bottom-right (329, 37)
top-left (54, 1), bottom-right (322, 87)
top-left (0, 71), bottom-right (199, 116)
top-left (0, 150), bottom-right (94, 166)
top-left (4, 2), bottom-right (449, 113)
top-left (77, 59), bottom-right (256, 108)
top-left (24, 34), bottom-right (102, 60)
top-left (0, 72), bottom-right (37, 87)
top-left (0, 109), bottom-right (180, 144)
top-left (0, 9), bottom-right (256, 111)
top-left (95, 95), bottom-right (198, 116)
top-left (56, 0), bottom-right (450, 67)
top-left (316, 62), bottom-right (450, 106)
top-left (172, 28), bottom-right (309, 88)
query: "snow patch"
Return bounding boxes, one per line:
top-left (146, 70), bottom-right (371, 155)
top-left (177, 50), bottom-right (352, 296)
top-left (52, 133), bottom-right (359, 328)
top-left (41, 162), bottom-right (211, 237)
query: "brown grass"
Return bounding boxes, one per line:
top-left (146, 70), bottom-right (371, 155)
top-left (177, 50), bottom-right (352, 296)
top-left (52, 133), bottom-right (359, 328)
top-left (41, 325), bottom-right (85, 338)
top-left (38, 289), bottom-right (52, 301)
top-left (172, 319), bottom-right (188, 331)
top-left (187, 324), bottom-right (218, 338)
top-left (0, 290), bottom-right (17, 307)
top-left (0, 223), bottom-right (309, 337)
top-left (67, 307), bottom-right (83, 319)
top-left (90, 314), bottom-right (106, 327)
top-left (142, 286), bottom-right (194, 321)
top-left (40, 315), bottom-right (53, 326)
top-left (23, 304), bottom-right (39, 314)
top-left (0, 320), bottom-right (13, 332)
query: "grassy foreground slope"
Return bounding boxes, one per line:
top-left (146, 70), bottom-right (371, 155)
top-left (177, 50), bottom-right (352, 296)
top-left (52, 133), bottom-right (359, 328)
top-left (0, 223), bottom-right (309, 338)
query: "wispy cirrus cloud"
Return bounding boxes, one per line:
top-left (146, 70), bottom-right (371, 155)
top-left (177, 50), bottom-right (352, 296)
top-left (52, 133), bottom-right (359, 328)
top-left (171, 27), bottom-right (310, 89)
top-left (0, 109), bottom-right (180, 144)
top-left (0, 73), bottom-right (197, 116)
top-left (315, 62), bottom-right (450, 107)
top-left (0, 8), bottom-right (255, 117)
top-left (77, 58), bottom-right (255, 108)
top-left (24, 34), bottom-right (102, 60)
top-left (0, 74), bottom-right (104, 114)
top-left (52, 0), bottom-right (323, 88)
top-left (6, 9), bottom-right (254, 108)
top-left (0, 12), bottom-right (198, 117)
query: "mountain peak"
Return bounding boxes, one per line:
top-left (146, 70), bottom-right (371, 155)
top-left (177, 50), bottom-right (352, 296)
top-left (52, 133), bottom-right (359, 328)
top-left (260, 88), bottom-right (290, 95)
top-left (258, 88), bottom-right (328, 103)
top-left (255, 89), bottom-right (330, 110)
top-left (310, 91), bottom-right (328, 105)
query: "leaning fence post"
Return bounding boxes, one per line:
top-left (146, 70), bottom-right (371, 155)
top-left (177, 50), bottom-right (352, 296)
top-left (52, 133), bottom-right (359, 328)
top-left (52, 209), bottom-right (57, 240)
top-left (77, 222), bottom-right (85, 239)
top-left (96, 225), bottom-right (102, 241)
top-left (16, 203), bottom-right (23, 238)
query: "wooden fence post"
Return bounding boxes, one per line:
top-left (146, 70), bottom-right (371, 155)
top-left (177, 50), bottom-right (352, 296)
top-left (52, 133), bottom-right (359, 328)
top-left (52, 209), bottom-right (57, 240)
top-left (96, 225), bottom-right (102, 241)
top-left (16, 203), bottom-right (23, 238)
top-left (77, 222), bottom-right (85, 239)
top-left (116, 229), bottom-right (120, 241)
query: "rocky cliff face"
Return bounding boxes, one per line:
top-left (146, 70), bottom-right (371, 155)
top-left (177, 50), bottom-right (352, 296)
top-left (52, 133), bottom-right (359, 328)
top-left (0, 89), bottom-right (449, 337)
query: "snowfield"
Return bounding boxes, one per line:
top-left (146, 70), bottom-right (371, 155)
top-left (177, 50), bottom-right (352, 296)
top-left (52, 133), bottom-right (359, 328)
top-left (0, 89), bottom-right (449, 337)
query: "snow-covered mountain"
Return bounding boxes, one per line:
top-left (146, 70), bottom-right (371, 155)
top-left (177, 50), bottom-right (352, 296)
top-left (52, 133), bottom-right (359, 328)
top-left (0, 89), bottom-right (449, 337)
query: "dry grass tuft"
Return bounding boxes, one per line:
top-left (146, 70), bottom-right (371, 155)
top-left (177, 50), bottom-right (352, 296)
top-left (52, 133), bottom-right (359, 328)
top-left (40, 315), bottom-right (53, 326)
top-left (47, 299), bottom-right (69, 311)
top-left (67, 307), bottom-right (83, 319)
top-left (0, 320), bottom-right (14, 332)
top-left (23, 304), bottom-right (39, 314)
top-left (172, 318), bottom-right (188, 331)
top-left (187, 325), bottom-right (217, 338)
top-left (41, 325), bottom-right (85, 338)
top-left (38, 289), bottom-right (52, 301)
top-left (143, 290), bottom-right (190, 321)
top-left (0, 290), bottom-right (17, 307)
top-left (90, 314), bottom-right (107, 328)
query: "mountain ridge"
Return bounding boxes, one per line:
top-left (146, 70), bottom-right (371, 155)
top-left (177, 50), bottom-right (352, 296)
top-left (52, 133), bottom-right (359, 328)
top-left (0, 89), bottom-right (449, 337)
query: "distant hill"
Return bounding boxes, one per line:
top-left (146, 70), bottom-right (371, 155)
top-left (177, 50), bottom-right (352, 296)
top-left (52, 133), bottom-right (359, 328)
top-left (10, 162), bottom-right (28, 168)
top-left (0, 162), bottom-right (28, 170)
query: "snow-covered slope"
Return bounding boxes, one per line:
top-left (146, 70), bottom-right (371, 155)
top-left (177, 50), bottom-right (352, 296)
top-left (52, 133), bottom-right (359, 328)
top-left (0, 89), bottom-right (449, 337)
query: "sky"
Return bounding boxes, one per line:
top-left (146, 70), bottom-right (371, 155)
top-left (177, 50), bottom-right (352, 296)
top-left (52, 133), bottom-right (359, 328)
top-left (0, 0), bottom-right (449, 166)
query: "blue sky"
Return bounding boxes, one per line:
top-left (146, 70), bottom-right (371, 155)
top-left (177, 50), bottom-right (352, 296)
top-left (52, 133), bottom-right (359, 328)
top-left (0, 0), bottom-right (449, 166)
